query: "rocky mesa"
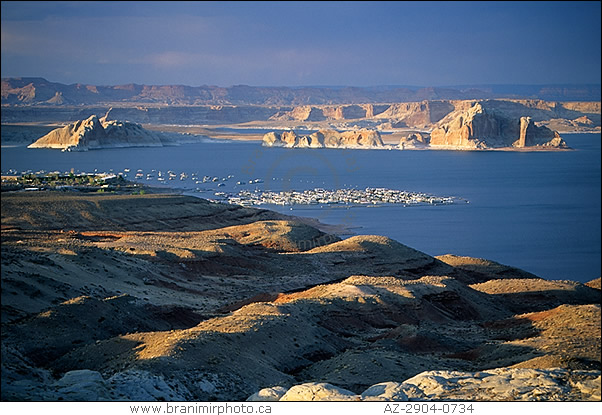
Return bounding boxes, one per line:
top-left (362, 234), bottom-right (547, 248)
top-left (429, 102), bottom-right (568, 150)
top-left (27, 111), bottom-right (171, 151)
top-left (262, 104), bottom-right (569, 151)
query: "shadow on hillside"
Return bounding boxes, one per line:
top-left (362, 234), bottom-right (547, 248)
top-left (478, 288), bottom-right (601, 314)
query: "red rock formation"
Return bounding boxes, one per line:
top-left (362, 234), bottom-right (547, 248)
top-left (430, 103), bottom-right (567, 149)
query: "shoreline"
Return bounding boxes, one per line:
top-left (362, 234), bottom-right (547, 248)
top-left (3, 122), bottom-right (598, 150)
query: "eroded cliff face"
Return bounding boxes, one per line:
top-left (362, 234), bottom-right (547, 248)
top-left (399, 132), bottom-right (429, 149)
top-left (263, 114), bottom-right (567, 151)
top-left (513, 116), bottom-right (565, 148)
top-left (269, 101), bottom-right (455, 127)
top-left (262, 129), bottom-right (384, 149)
top-left (269, 104), bottom-right (389, 122)
top-left (27, 114), bottom-right (169, 151)
top-left (429, 103), bottom-right (567, 149)
top-left (3, 98), bottom-right (599, 135)
top-left (375, 101), bottom-right (456, 128)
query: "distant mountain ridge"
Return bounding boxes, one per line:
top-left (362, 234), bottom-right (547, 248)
top-left (2, 77), bottom-right (600, 106)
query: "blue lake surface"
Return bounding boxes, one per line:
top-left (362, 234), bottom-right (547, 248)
top-left (2, 132), bottom-right (600, 283)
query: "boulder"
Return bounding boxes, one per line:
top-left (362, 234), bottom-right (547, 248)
top-left (251, 368), bottom-right (601, 401)
top-left (246, 386), bottom-right (288, 401)
top-left (54, 370), bottom-right (112, 401)
top-left (279, 382), bottom-right (359, 401)
top-left (360, 382), bottom-right (410, 401)
top-left (397, 368), bottom-right (599, 401)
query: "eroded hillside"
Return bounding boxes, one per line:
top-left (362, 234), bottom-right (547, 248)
top-left (1, 192), bottom-right (600, 401)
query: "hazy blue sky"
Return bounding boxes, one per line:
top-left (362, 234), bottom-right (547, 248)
top-left (1, 1), bottom-right (600, 87)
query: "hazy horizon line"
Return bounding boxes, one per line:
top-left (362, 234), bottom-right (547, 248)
top-left (3, 76), bottom-right (601, 90)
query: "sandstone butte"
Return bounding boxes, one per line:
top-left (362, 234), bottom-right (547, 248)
top-left (263, 102), bottom-right (569, 151)
top-left (27, 111), bottom-right (169, 151)
top-left (13, 95), bottom-right (599, 151)
top-left (32, 105), bottom-right (567, 152)
top-left (428, 102), bottom-right (567, 150)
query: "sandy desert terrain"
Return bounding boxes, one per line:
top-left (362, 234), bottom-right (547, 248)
top-left (1, 190), bottom-right (599, 401)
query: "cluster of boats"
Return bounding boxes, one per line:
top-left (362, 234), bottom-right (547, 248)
top-left (3, 167), bottom-right (463, 209)
top-left (223, 187), bottom-right (461, 207)
top-left (127, 168), bottom-right (237, 185)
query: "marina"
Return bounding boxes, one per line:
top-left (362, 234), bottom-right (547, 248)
top-left (1, 167), bottom-right (462, 208)
top-left (2, 132), bottom-right (599, 283)
top-left (225, 187), bottom-right (462, 207)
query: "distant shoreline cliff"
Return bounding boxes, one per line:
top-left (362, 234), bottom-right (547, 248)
top-left (3, 98), bottom-right (598, 135)
top-left (426, 102), bottom-right (568, 150)
top-left (262, 129), bottom-right (385, 149)
top-left (2, 77), bottom-right (600, 106)
top-left (3, 78), bottom-right (599, 137)
top-left (263, 103), bottom-right (569, 151)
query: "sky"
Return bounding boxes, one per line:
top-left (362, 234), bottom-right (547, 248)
top-left (1, 1), bottom-right (600, 87)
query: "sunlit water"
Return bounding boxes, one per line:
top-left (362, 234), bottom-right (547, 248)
top-left (2, 131), bottom-right (600, 283)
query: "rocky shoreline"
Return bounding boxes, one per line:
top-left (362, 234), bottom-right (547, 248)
top-left (2, 94), bottom-right (598, 153)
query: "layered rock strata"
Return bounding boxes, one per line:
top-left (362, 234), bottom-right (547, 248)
top-left (429, 103), bottom-right (567, 149)
top-left (262, 129), bottom-right (384, 149)
top-left (27, 112), bottom-right (169, 151)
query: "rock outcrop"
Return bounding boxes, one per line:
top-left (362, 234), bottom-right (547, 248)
top-left (250, 369), bottom-right (601, 401)
top-left (261, 102), bottom-right (572, 151)
top-left (27, 112), bottom-right (170, 151)
top-left (262, 114), bottom-right (567, 151)
top-left (269, 106), bottom-right (326, 122)
top-left (262, 129), bottom-right (385, 149)
top-left (269, 104), bottom-right (389, 122)
top-left (2, 91), bottom-right (599, 135)
top-left (585, 278), bottom-right (601, 290)
top-left (429, 102), bottom-right (568, 149)
top-left (399, 132), bottom-right (429, 149)
top-left (375, 101), bottom-right (456, 128)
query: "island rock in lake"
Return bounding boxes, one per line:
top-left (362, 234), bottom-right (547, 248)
top-left (429, 102), bottom-right (568, 149)
top-left (27, 112), bottom-right (169, 151)
top-left (262, 129), bottom-right (384, 149)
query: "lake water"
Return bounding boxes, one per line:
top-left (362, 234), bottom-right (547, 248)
top-left (2, 132), bottom-right (600, 283)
